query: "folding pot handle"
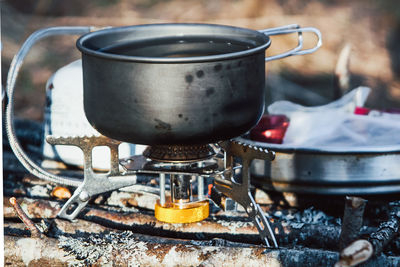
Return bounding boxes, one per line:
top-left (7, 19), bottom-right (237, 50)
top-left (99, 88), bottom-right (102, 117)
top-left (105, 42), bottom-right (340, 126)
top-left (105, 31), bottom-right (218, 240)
top-left (259, 24), bottom-right (322, 62)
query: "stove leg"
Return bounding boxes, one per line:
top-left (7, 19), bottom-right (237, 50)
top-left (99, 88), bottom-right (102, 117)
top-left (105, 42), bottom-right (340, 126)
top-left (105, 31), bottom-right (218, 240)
top-left (49, 135), bottom-right (138, 221)
top-left (214, 140), bottom-right (277, 248)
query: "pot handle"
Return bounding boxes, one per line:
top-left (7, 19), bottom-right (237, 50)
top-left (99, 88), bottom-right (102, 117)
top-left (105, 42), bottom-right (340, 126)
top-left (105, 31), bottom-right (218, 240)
top-left (4, 26), bottom-right (106, 187)
top-left (259, 24), bottom-right (322, 62)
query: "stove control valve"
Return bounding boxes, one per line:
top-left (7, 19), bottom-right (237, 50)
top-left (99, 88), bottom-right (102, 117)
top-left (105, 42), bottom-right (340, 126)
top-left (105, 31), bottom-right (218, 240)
top-left (155, 174), bottom-right (209, 223)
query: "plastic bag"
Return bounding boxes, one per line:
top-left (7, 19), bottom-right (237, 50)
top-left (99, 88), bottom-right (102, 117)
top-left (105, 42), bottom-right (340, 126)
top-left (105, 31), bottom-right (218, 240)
top-left (267, 87), bottom-right (400, 150)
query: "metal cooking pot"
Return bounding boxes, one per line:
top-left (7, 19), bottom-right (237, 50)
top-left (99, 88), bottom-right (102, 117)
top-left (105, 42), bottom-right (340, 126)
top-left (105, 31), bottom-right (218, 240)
top-left (77, 23), bottom-right (321, 145)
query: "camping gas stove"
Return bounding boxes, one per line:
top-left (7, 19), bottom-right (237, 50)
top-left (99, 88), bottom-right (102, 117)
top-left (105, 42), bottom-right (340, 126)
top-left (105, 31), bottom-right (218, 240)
top-left (45, 134), bottom-right (278, 247)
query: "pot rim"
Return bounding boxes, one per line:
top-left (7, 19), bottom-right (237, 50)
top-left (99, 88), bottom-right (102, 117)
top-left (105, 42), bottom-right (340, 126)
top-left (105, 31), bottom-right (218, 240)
top-left (76, 23), bottom-right (271, 63)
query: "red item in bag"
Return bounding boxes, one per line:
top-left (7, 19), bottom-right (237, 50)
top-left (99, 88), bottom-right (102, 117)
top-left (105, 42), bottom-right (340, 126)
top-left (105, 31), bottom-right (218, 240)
top-left (354, 106), bottom-right (370, 115)
top-left (250, 115), bottom-right (289, 144)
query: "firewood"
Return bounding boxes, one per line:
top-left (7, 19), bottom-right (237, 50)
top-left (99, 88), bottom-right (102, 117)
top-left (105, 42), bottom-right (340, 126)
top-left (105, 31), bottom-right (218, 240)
top-left (339, 196), bottom-right (367, 250)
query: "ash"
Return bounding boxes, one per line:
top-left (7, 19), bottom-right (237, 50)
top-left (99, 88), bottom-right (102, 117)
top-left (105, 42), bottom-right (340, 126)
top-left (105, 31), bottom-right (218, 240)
top-left (272, 206), bottom-right (341, 228)
top-left (27, 185), bottom-right (52, 198)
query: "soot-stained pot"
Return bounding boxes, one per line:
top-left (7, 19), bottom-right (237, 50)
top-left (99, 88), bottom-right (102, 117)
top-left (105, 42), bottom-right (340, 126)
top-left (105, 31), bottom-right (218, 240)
top-left (77, 23), bottom-right (321, 145)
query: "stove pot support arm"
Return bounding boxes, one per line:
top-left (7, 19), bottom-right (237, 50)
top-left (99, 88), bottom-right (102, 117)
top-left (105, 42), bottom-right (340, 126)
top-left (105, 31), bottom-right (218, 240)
top-left (215, 140), bottom-right (278, 248)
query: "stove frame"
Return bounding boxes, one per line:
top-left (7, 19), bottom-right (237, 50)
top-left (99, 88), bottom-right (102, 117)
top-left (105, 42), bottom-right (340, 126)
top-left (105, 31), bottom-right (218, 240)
top-left (46, 134), bottom-right (278, 247)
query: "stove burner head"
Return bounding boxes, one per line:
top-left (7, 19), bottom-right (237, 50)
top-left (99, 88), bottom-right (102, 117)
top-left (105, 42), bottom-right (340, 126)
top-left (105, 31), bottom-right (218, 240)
top-left (143, 144), bottom-right (215, 162)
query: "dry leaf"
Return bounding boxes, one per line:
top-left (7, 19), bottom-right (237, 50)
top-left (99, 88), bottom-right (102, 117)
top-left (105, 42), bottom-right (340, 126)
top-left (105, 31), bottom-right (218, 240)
top-left (51, 186), bottom-right (71, 199)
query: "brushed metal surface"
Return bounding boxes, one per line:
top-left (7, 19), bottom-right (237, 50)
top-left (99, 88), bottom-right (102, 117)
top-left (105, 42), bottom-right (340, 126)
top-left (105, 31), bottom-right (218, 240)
top-left (77, 24), bottom-right (269, 145)
top-left (236, 137), bottom-right (400, 195)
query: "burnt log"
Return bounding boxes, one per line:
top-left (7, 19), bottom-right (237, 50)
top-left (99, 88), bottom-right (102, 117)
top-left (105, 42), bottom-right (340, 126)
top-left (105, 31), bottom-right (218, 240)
top-left (339, 196), bottom-right (367, 250)
top-left (369, 201), bottom-right (400, 255)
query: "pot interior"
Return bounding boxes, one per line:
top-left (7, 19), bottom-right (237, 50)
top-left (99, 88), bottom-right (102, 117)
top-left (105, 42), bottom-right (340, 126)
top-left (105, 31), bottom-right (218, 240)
top-left (100, 36), bottom-right (256, 58)
top-left (77, 23), bottom-right (271, 63)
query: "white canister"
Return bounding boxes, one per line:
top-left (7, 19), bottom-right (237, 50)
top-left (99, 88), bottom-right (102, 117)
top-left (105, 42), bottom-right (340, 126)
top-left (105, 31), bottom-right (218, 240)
top-left (42, 60), bottom-right (145, 170)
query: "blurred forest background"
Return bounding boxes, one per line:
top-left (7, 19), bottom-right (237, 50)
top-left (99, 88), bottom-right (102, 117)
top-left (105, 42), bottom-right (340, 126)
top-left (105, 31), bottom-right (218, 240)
top-left (2, 0), bottom-right (400, 121)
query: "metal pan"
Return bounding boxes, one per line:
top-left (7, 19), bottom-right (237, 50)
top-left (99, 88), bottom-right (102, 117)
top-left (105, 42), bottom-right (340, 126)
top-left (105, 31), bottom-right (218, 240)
top-left (237, 137), bottom-right (400, 195)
